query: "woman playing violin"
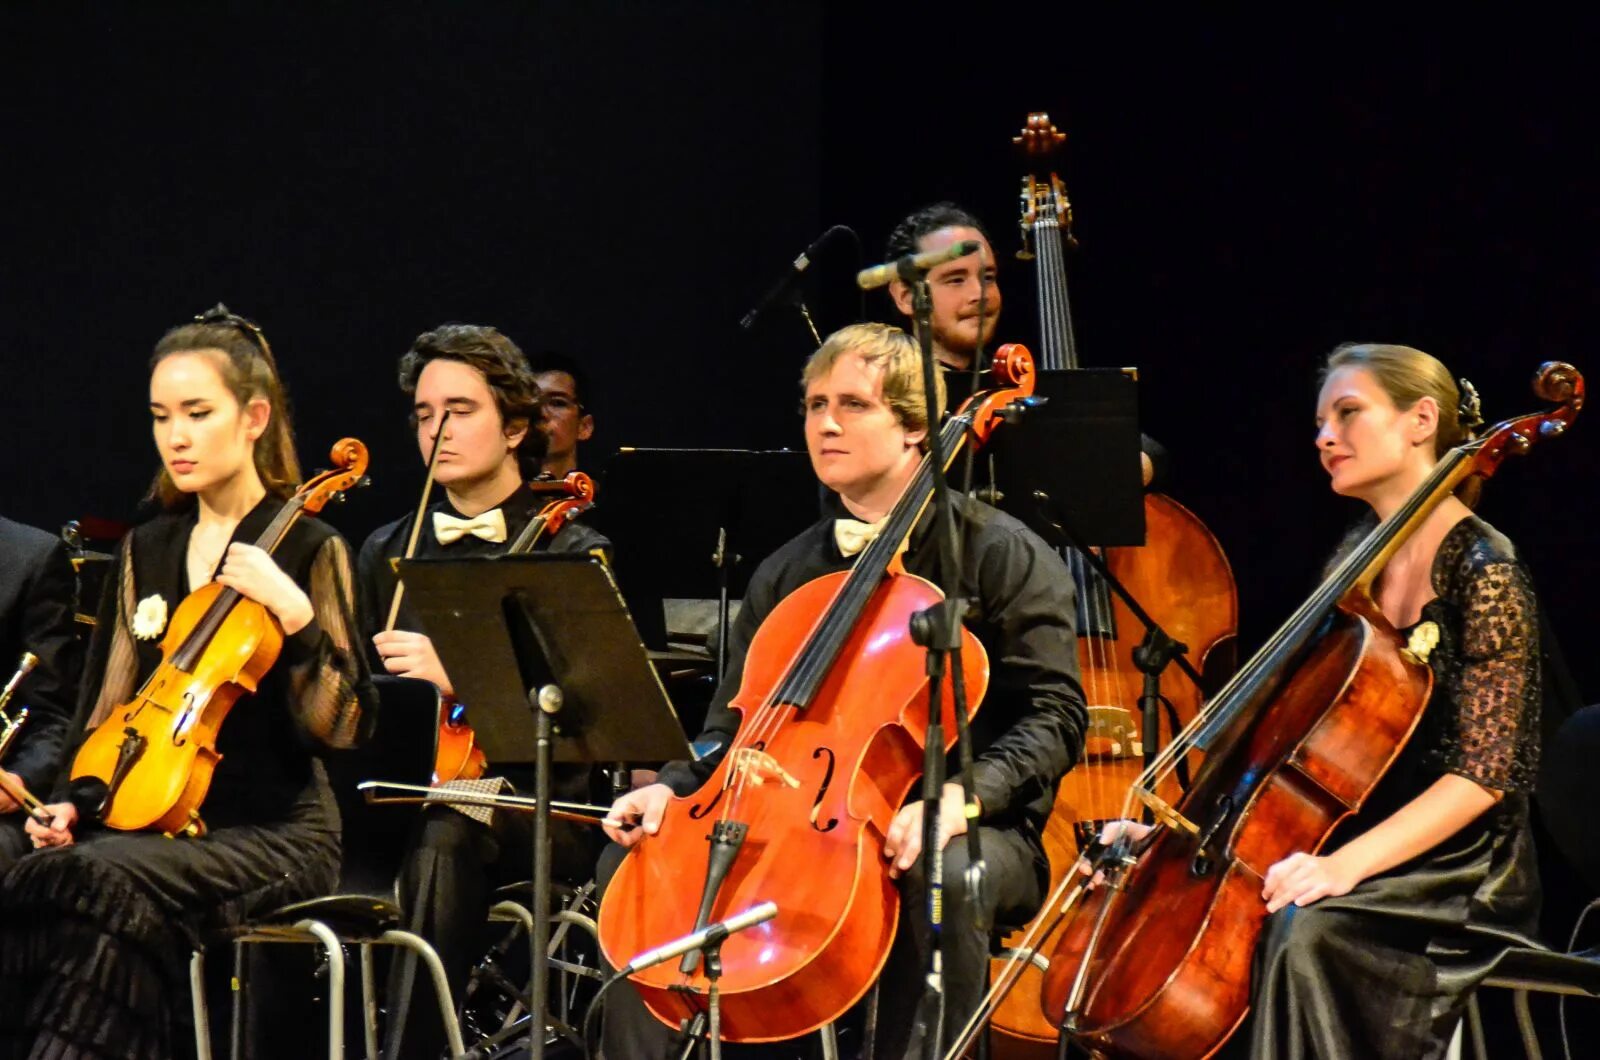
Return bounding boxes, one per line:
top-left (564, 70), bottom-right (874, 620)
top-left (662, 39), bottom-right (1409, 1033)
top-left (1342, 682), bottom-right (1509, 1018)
top-left (0, 307), bottom-right (373, 1060)
top-left (1109, 343), bottom-right (1543, 1059)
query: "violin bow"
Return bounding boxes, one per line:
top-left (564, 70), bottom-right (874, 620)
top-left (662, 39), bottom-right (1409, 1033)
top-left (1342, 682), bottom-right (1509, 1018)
top-left (384, 410), bottom-right (452, 632)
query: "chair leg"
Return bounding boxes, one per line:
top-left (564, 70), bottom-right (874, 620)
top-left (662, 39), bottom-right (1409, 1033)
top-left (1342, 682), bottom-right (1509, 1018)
top-left (294, 920), bottom-right (346, 1060)
top-left (1466, 992), bottom-right (1489, 1060)
top-left (861, 980), bottom-right (879, 1060)
top-left (490, 897), bottom-right (537, 1017)
top-left (230, 941), bottom-right (248, 1060)
top-left (361, 943), bottom-right (379, 1060)
top-left (818, 1020), bottom-right (839, 1060)
top-left (378, 929), bottom-right (466, 1059)
top-left (190, 950), bottom-right (212, 1060)
top-left (1512, 989), bottom-right (1542, 1060)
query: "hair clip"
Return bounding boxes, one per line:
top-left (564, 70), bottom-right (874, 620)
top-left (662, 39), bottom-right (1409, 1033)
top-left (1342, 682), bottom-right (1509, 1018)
top-left (194, 303), bottom-right (275, 365)
top-left (1457, 377), bottom-right (1484, 435)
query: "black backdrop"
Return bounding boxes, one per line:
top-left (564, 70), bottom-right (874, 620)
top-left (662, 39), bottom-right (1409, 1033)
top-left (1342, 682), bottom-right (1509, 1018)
top-left (3, 3), bottom-right (1599, 1049)
top-left (4, 6), bottom-right (1597, 738)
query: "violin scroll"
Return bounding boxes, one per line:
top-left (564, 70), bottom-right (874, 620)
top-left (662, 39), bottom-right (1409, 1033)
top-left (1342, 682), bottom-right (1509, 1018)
top-left (531, 469), bottom-right (596, 502)
top-left (297, 438), bottom-right (371, 515)
top-left (963, 343), bottom-right (1037, 447)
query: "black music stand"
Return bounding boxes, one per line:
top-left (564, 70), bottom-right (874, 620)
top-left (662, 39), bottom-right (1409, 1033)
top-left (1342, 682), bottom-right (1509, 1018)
top-left (593, 447), bottom-right (817, 674)
top-left (971, 367), bottom-right (1146, 547)
top-left (400, 552), bottom-right (692, 1060)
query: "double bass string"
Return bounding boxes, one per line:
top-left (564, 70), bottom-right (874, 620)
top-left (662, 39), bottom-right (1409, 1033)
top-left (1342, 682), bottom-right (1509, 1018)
top-left (1035, 196), bottom-right (1125, 824)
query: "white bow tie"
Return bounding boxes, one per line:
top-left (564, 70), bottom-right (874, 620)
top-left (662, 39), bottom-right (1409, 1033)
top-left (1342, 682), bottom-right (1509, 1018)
top-left (433, 508), bottom-right (508, 546)
top-left (834, 517), bottom-right (888, 558)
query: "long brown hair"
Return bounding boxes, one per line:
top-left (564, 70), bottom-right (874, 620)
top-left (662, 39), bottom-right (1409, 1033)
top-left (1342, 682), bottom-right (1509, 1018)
top-left (147, 304), bottom-right (301, 509)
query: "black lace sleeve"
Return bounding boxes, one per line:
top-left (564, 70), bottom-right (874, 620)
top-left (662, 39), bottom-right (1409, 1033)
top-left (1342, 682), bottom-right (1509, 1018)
top-left (1433, 527), bottom-right (1542, 793)
top-left (281, 535), bottom-right (373, 750)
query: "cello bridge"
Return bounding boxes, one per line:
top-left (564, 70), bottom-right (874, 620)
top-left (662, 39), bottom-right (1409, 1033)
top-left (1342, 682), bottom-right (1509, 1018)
top-left (728, 749), bottom-right (800, 790)
top-left (1133, 786), bottom-right (1199, 837)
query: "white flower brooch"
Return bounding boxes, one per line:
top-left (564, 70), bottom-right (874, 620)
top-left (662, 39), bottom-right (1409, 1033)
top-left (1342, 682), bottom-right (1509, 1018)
top-left (131, 594), bottom-right (169, 641)
top-left (1401, 620), bottom-right (1441, 666)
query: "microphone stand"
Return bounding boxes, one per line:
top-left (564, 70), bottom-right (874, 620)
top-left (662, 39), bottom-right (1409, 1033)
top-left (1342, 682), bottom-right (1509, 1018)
top-left (582, 902), bottom-right (776, 1060)
top-left (903, 263), bottom-right (985, 1060)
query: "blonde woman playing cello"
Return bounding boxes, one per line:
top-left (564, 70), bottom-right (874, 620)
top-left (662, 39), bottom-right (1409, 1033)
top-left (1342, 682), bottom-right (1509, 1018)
top-left (1094, 343), bottom-right (1547, 1060)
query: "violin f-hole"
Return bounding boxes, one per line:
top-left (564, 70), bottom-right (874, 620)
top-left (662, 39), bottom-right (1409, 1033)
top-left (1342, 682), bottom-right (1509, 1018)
top-left (172, 692), bottom-right (196, 747)
top-left (809, 746), bottom-right (838, 832)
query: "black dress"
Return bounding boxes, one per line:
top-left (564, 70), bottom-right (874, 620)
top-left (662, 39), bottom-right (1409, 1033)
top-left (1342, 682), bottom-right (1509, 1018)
top-left (0, 517), bottom-right (81, 871)
top-left (0, 498), bottom-right (373, 1060)
top-left (1248, 515), bottom-right (1543, 1060)
top-left (354, 482), bottom-right (611, 1060)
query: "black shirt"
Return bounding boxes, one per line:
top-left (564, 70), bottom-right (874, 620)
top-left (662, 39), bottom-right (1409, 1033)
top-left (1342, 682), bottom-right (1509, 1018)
top-left (657, 492), bottom-right (1086, 850)
top-left (0, 517), bottom-right (80, 794)
top-left (356, 482), bottom-right (612, 794)
top-left (356, 481), bottom-right (611, 655)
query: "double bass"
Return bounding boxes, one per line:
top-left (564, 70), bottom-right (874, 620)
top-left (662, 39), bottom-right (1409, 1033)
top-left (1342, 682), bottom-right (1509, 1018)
top-left (70, 439), bottom-right (370, 837)
top-left (597, 347), bottom-right (1037, 1041)
top-left (980, 113), bottom-right (1239, 1056)
top-left (1038, 362), bottom-right (1583, 1056)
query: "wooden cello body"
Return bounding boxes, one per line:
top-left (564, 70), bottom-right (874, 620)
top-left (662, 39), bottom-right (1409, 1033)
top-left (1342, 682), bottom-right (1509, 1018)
top-left (984, 114), bottom-right (1238, 1054)
top-left (1038, 363), bottom-right (1583, 1058)
top-left (601, 570), bottom-right (988, 1040)
top-left (71, 439), bottom-right (370, 837)
top-left (597, 347), bottom-right (1036, 1041)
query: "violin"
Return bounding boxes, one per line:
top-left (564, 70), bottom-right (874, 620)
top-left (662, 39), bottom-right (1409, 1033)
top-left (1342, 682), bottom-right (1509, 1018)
top-left (431, 471), bottom-right (598, 784)
top-left (970, 111), bottom-right (1240, 1057)
top-left (70, 439), bottom-right (370, 837)
top-left (597, 348), bottom-right (1036, 1042)
top-left (1036, 363), bottom-right (1582, 1057)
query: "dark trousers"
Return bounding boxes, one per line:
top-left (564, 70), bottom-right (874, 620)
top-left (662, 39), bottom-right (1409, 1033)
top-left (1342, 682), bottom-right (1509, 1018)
top-left (383, 807), bottom-right (531, 1060)
top-left (596, 825), bottom-right (1044, 1060)
top-left (382, 804), bottom-right (600, 1060)
top-left (0, 817), bottom-right (27, 874)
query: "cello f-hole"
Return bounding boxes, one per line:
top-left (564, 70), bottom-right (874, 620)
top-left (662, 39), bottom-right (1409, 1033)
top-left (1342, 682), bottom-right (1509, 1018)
top-left (809, 746), bottom-right (838, 832)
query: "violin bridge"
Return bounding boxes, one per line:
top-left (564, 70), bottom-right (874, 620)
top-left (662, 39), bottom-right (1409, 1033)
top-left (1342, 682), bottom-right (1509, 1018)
top-left (1133, 787), bottom-right (1199, 837)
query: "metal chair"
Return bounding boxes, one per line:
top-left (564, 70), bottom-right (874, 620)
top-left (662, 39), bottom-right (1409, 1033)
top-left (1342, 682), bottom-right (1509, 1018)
top-left (190, 675), bottom-right (464, 1059)
top-left (1463, 703), bottom-right (1600, 1059)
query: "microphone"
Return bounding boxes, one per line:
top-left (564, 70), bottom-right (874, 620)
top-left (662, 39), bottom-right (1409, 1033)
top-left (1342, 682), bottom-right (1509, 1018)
top-left (618, 900), bottom-right (778, 975)
top-left (739, 225), bottom-right (857, 330)
top-left (856, 240), bottom-right (980, 290)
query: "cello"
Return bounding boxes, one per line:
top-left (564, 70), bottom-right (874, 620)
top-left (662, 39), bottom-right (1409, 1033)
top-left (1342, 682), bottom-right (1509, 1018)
top-left (70, 438), bottom-right (370, 837)
top-left (431, 470), bottom-right (598, 784)
top-left (979, 113), bottom-right (1239, 1056)
top-left (1036, 362), bottom-right (1583, 1057)
top-left (596, 346), bottom-right (1036, 1042)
